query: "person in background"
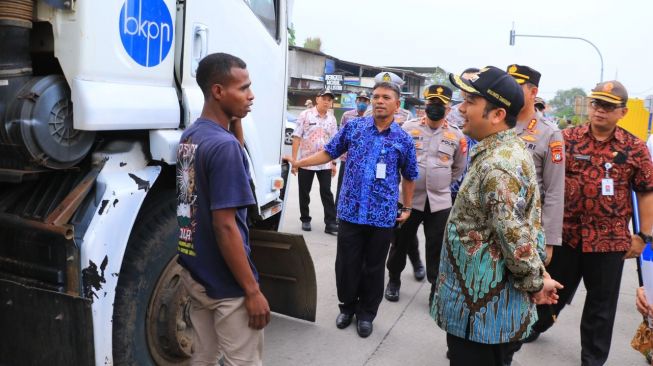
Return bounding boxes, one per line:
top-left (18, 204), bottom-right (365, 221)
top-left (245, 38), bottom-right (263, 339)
top-left (292, 89), bottom-right (339, 234)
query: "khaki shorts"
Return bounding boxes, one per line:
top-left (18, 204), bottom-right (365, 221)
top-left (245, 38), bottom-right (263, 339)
top-left (181, 268), bottom-right (263, 366)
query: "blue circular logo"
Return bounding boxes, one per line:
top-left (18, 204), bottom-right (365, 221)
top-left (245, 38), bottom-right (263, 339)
top-left (119, 0), bottom-right (173, 67)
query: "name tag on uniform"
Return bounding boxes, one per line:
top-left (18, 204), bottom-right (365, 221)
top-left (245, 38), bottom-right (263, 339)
top-left (376, 163), bottom-right (386, 179)
top-left (602, 178), bottom-right (614, 196)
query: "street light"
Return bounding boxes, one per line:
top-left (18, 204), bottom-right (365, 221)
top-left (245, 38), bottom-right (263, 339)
top-left (509, 25), bottom-right (604, 82)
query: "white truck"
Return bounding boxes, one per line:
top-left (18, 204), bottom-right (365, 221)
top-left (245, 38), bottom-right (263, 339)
top-left (0, 1), bottom-right (316, 365)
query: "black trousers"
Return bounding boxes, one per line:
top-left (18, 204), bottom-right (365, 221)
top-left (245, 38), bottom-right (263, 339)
top-left (386, 200), bottom-right (450, 284)
top-left (447, 333), bottom-right (515, 366)
top-left (531, 243), bottom-right (625, 366)
top-left (298, 168), bottom-right (336, 225)
top-left (335, 221), bottom-right (393, 321)
top-left (335, 159), bottom-right (347, 208)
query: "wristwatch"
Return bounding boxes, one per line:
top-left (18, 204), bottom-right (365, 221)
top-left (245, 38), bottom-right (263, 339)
top-left (637, 231), bottom-right (653, 244)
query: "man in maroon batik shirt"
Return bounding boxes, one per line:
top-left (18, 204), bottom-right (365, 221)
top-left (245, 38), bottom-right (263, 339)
top-left (530, 80), bottom-right (653, 366)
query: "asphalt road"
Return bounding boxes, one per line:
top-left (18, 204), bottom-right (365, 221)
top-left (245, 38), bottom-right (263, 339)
top-left (265, 168), bottom-right (646, 366)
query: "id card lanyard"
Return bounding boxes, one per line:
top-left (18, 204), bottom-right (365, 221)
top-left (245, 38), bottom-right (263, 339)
top-left (376, 134), bottom-right (390, 180)
top-left (602, 162), bottom-right (614, 196)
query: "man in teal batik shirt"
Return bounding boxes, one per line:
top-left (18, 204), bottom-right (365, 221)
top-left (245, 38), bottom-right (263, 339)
top-left (432, 66), bottom-right (562, 366)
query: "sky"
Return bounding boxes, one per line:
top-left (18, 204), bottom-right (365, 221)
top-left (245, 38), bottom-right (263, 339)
top-left (290, 0), bottom-right (653, 101)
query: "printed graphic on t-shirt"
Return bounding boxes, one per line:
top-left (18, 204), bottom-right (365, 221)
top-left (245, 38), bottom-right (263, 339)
top-left (177, 140), bottom-right (198, 256)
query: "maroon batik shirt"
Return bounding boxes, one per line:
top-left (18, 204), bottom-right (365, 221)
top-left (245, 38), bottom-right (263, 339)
top-left (563, 124), bottom-right (653, 252)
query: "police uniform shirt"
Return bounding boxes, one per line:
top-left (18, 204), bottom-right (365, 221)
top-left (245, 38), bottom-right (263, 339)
top-left (515, 116), bottom-right (565, 245)
top-left (402, 117), bottom-right (467, 213)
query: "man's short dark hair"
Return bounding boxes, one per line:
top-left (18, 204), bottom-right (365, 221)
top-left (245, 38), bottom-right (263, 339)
top-left (462, 67), bottom-right (480, 75)
top-left (482, 101), bottom-right (517, 128)
top-left (196, 53), bottom-right (247, 99)
top-left (373, 82), bottom-right (401, 99)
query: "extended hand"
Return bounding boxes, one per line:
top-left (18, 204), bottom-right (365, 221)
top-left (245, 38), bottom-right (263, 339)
top-left (624, 235), bottom-right (646, 260)
top-left (636, 286), bottom-right (653, 318)
top-left (282, 155), bottom-right (299, 175)
top-left (396, 210), bottom-right (411, 224)
top-left (531, 276), bottom-right (563, 305)
top-left (245, 290), bottom-right (271, 330)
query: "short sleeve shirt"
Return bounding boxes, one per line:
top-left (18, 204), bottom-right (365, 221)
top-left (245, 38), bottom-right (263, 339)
top-left (324, 116), bottom-right (419, 227)
top-left (293, 107), bottom-right (338, 170)
top-left (563, 124), bottom-right (653, 252)
top-left (176, 118), bottom-right (257, 299)
top-left (402, 118), bottom-right (467, 213)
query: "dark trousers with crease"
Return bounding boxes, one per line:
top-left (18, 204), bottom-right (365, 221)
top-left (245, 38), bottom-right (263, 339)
top-left (510, 243), bottom-right (625, 366)
top-left (298, 168), bottom-right (336, 225)
top-left (335, 220), bottom-right (393, 322)
top-left (386, 200), bottom-right (450, 284)
top-left (447, 333), bottom-right (516, 366)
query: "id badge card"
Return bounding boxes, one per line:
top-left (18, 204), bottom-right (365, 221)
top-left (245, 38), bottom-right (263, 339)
top-left (376, 163), bottom-right (386, 179)
top-left (601, 178), bottom-right (614, 196)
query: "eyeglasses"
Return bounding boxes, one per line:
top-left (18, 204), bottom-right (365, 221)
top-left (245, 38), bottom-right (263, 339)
top-left (590, 100), bottom-right (624, 112)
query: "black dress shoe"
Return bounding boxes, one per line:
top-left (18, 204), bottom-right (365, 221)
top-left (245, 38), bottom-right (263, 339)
top-left (384, 281), bottom-right (400, 302)
top-left (301, 222), bottom-right (311, 231)
top-left (357, 320), bottom-right (373, 338)
top-left (335, 313), bottom-right (353, 329)
top-left (325, 223), bottom-right (338, 235)
top-left (413, 262), bottom-right (426, 281)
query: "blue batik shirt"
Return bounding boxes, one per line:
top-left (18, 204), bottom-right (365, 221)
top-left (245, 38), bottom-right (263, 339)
top-left (324, 116), bottom-right (419, 228)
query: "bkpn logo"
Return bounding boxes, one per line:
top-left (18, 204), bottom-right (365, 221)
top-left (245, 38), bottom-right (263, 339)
top-left (119, 0), bottom-right (173, 67)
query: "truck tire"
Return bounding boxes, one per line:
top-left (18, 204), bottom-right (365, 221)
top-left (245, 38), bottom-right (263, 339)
top-left (112, 188), bottom-right (192, 366)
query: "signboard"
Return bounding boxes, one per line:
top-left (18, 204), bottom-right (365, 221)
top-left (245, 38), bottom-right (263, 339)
top-left (324, 74), bottom-right (344, 92)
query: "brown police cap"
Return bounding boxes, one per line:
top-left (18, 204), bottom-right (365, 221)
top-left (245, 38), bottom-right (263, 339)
top-left (507, 64), bottom-right (541, 87)
top-left (423, 84), bottom-right (453, 104)
top-left (589, 81), bottom-right (628, 105)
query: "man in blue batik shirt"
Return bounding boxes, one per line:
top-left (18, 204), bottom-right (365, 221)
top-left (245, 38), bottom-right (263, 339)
top-left (286, 81), bottom-right (418, 338)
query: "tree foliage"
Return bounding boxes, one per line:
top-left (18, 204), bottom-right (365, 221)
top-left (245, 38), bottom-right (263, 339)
top-left (549, 87), bottom-right (587, 119)
top-left (288, 23), bottom-right (296, 46)
top-left (303, 37), bottom-right (322, 51)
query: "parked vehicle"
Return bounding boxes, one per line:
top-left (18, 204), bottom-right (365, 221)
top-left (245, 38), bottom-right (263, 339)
top-left (0, 1), bottom-right (315, 365)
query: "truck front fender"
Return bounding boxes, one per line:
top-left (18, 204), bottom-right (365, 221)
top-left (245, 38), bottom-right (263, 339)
top-left (81, 141), bottom-right (161, 366)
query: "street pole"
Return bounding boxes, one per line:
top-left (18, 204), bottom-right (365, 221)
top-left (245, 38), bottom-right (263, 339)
top-left (509, 26), bottom-right (604, 82)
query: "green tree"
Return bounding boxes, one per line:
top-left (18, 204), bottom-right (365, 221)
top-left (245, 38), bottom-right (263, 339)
top-left (288, 23), bottom-right (296, 46)
top-left (428, 67), bottom-right (454, 90)
top-left (303, 37), bottom-right (322, 51)
top-left (549, 87), bottom-right (587, 119)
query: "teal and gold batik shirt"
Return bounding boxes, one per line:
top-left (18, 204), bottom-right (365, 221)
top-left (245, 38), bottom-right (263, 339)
top-left (431, 128), bottom-right (546, 344)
